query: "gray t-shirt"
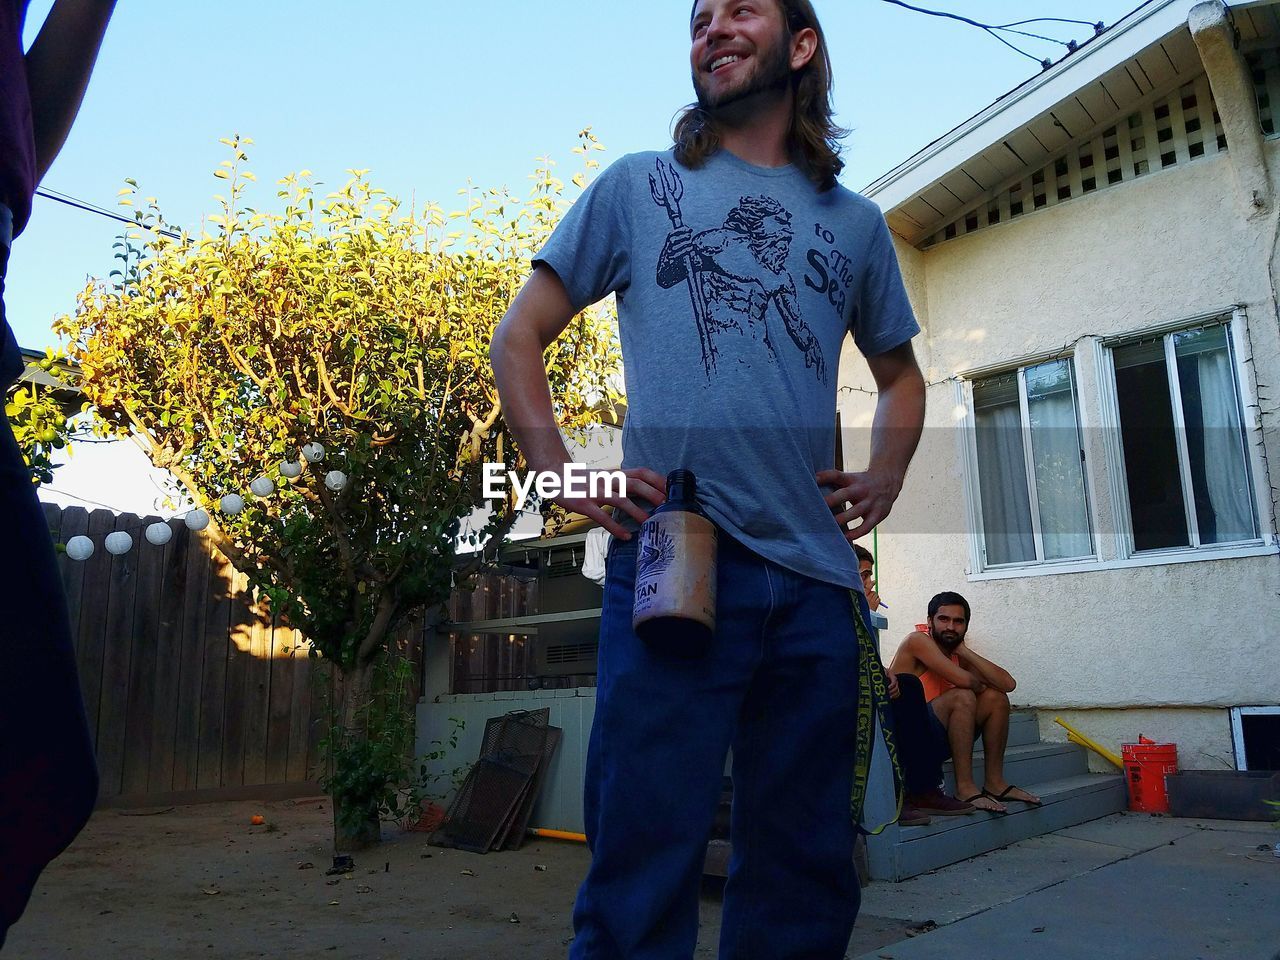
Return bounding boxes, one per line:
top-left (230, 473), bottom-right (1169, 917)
top-left (534, 148), bottom-right (919, 589)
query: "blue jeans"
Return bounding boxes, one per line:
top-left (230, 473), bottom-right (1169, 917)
top-left (570, 530), bottom-right (865, 959)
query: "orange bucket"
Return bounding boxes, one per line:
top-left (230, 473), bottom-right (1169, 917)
top-left (1121, 736), bottom-right (1178, 813)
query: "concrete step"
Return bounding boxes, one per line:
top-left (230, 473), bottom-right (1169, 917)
top-left (940, 741), bottom-right (1090, 795)
top-left (1005, 711), bottom-right (1040, 747)
top-left (865, 773), bottom-right (1128, 881)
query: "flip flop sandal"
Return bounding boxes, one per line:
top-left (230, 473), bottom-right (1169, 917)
top-left (984, 785), bottom-right (1043, 807)
top-left (960, 793), bottom-right (1010, 815)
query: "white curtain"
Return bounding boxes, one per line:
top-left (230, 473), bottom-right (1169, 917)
top-left (1026, 364), bottom-right (1092, 560)
top-left (975, 396), bottom-right (1035, 565)
top-left (1187, 345), bottom-right (1256, 543)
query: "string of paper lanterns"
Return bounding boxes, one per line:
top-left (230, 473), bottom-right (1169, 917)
top-left (62, 441), bottom-right (346, 562)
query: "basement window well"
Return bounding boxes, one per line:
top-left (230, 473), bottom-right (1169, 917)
top-left (1231, 707), bottom-right (1280, 771)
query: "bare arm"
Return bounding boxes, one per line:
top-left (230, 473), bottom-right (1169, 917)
top-left (817, 340), bottom-right (925, 541)
top-left (25, 0), bottom-right (118, 181)
top-left (956, 642), bottom-right (1016, 693)
top-left (886, 636), bottom-right (918, 676)
top-left (490, 265), bottom-right (665, 539)
top-left (905, 632), bottom-right (979, 691)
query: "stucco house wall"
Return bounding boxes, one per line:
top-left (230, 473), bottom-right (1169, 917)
top-left (839, 142), bottom-right (1280, 769)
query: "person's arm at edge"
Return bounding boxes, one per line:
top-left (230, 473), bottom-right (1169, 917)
top-left (956, 642), bottom-right (1016, 693)
top-left (818, 341), bottom-right (925, 541)
top-left (490, 265), bottom-right (664, 539)
top-left (491, 267), bottom-right (577, 477)
top-left (25, 0), bottom-right (118, 181)
top-left (905, 632), bottom-right (981, 692)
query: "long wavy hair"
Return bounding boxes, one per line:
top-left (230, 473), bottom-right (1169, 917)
top-left (674, 0), bottom-right (848, 191)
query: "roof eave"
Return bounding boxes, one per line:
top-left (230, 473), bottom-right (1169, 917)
top-left (863, 0), bottom-right (1198, 211)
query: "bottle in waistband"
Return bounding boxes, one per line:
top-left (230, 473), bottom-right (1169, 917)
top-left (632, 469), bottom-right (717, 657)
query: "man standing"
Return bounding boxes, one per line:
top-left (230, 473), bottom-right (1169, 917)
top-left (491, 0), bottom-right (924, 955)
top-left (888, 592), bottom-right (1042, 814)
top-left (1, 0), bottom-right (116, 946)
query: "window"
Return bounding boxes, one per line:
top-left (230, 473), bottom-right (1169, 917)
top-left (970, 358), bottom-right (1093, 568)
top-left (1108, 321), bottom-right (1259, 553)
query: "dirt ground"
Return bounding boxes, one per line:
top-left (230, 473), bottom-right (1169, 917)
top-left (3, 798), bottom-right (908, 960)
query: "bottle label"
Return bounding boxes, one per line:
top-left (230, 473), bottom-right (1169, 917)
top-left (633, 511), bottom-right (717, 631)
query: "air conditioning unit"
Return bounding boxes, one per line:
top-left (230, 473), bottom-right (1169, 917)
top-left (534, 539), bottom-right (602, 677)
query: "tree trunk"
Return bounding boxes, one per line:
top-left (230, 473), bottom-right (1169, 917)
top-left (332, 796), bottom-right (381, 852)
top-left (330, 659), bottom-right (382, 852)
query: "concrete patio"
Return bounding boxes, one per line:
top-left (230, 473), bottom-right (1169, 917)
top-left (5, 799), bottom-right (1277, 959)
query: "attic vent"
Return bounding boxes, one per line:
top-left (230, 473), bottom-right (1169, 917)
top-left (920, 72), bottom-right (1230, 250)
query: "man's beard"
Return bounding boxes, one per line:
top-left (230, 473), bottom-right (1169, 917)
top-left (932, 626), bottom-right (964, 654)
top-left (692, 34), bottom-right (793, 114)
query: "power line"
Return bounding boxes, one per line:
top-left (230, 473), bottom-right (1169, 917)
top-left (34, 186), bottom-right (184, 240)
top-left (879, 1), bottom-right (1106, 69)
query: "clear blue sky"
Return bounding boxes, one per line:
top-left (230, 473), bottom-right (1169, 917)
top-left (7, 0), bottom-right (1144, 351)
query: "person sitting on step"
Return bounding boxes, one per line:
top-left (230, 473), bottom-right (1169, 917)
top-left (887, 591), bottom-right (1042, 814)
top-left (853, 545), bottom-right (974, 826)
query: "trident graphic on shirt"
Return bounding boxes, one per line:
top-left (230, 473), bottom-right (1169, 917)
top-left (649, 158), bottom-right (718, 376)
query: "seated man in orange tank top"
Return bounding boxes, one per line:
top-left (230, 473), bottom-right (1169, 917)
top-left (888, 592), bottom-right (1040, 813)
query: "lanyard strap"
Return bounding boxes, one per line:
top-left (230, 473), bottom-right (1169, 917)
top-left (849, 590), bottom-right (903, 834)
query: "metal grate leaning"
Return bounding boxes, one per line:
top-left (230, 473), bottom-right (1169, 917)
top-left (429, 709), bottom-right (554, 854)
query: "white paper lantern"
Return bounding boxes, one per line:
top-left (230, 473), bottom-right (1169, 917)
top-left (324, 470), bottom-right (348, 492)
top-left (66, 536), bottom-right (94, 561)
top-left (250, 476), bottom-right (275, 497)
top-left (184, 509), bottom-right (210, 531)
top-left (302, 442), bottom-right (326, 463)
top-left (145, 522), bottom-right (173, 546)
top-left (104, 531), bottom-right (134, 556)
top-left (220, 493), bottom-right (245, 515)
top-left (279, 460), bottom-right (302, 479)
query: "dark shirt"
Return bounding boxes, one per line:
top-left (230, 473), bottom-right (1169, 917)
top-left (0, 0), bottom-right (34, 235)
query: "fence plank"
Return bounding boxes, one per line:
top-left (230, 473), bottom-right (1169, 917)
top-left (241, 593), bottom-right (273, 786)
top-left (264, 620), bottom-right (294, 784)
top-left (76, 508), bottom-right (117, 750)
top-left (196, 543), bottom-right (234, 789)
top-left (148, 520), bottom-right (189, 793)
top-left (96, 514), bottom-right (140, 797)
top-left (172, 524), bottom-right (210, 792)
top-left (284, 623), bottom-right (316, 783)
top-left (220, 569), bottom-right (254, 788)
top-left (53, 506), bottom-right (89, 653)
top-left (121, 515), bottom-right (167, 796)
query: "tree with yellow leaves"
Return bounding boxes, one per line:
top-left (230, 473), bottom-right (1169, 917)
top-left (57, 131), bottom-right (622, 847)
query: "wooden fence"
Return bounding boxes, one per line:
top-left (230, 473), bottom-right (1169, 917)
top-left (44, 504), bottom-right (423, 806)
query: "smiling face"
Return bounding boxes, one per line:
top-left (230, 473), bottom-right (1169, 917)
top-left (689, 0), bottom-right (806, 112)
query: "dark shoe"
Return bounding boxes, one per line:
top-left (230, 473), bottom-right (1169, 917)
top-left (898, 805), bottom-right (932, 826)
top-left (907, 789), bottom-right (976, 816)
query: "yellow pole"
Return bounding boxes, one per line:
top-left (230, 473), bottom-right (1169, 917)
top-left (1054, 717), bottom-right (1123, 769)
top-left (528, 827), bottom-right (587, 843)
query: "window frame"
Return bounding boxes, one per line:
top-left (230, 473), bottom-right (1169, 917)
top-left (1230, 705), bottom-right (1280, 771)
top-left (1097, 309), bottom-right (1266, 560)
top-left (959, 352), bottom-right (1097, 574)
